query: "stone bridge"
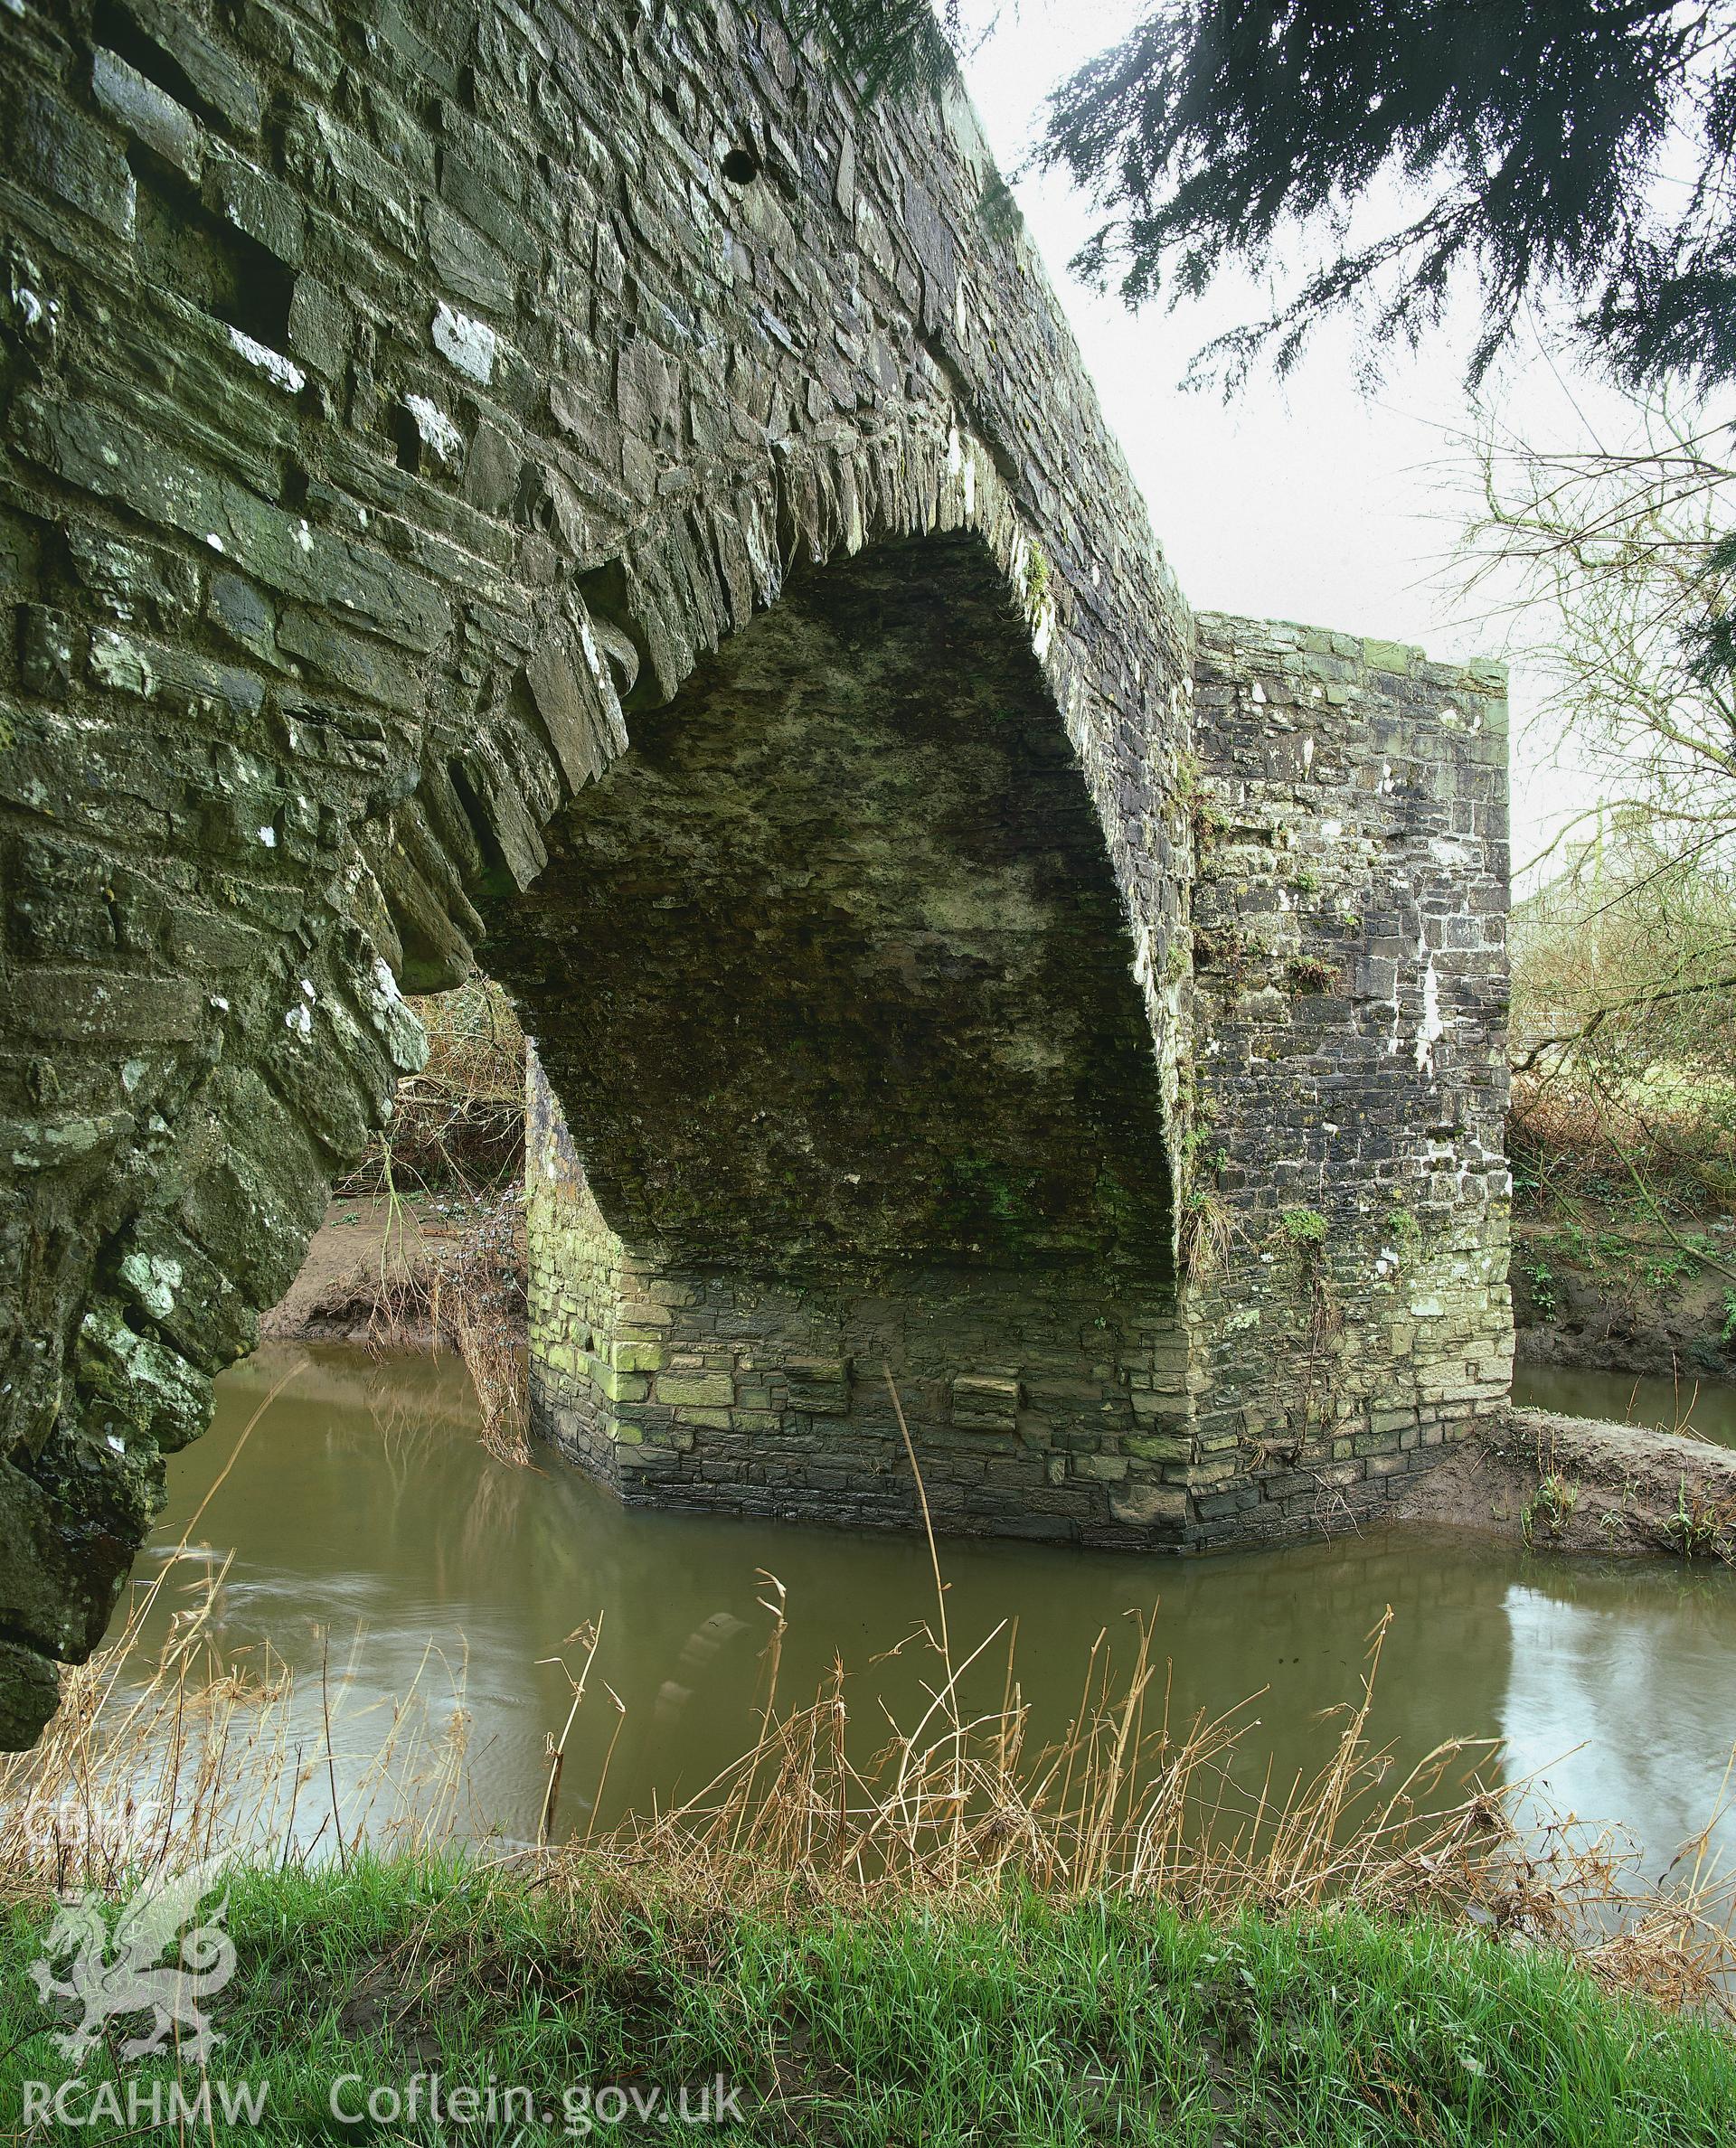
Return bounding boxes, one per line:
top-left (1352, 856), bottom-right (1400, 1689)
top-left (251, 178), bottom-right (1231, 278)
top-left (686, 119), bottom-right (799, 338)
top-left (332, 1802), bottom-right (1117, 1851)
top-left (0, 0), bottom-right (1512, 1746)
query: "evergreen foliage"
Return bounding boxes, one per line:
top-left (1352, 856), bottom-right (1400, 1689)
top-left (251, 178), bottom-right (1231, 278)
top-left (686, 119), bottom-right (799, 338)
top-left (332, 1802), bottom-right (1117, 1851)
top-left (790, 0), bottom-right (962, 104)
top-left (806, 2), bottom-right (1736, 400)
top-left (1038, 1), bottom-right (1736, 399)
top-left (803, 1), bottom-right (1736, 675)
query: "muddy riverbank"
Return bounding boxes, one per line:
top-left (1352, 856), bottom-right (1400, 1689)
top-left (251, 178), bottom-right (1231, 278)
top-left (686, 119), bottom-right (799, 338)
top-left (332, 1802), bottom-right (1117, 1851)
top-left (261, 1192), bottom-right (522, 1346)
top-left (1511, 1213), bottom-right (1736, 1380)
top-left (1395, 1404), bottom-right (1736, 1559)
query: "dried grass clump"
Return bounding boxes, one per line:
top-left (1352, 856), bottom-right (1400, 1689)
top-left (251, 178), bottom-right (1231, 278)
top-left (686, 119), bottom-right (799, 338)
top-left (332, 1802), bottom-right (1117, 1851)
top-left (555, 1587), bottom-right (1735, 2022)
top-left (341, 972), bottom-right (533, 1462)
top-left (361, 1183), bottom-right (530, 1465)
top-left (0, 1375), bottom-right (474, 1904)
top-left (1510, 838), bottom-right (1736, 1218)
top-left (4, 1391), bottom-right (1731, 2023)
top-left (533, 1387), bottom-right (1736, 2021)
top-left (341, 976), bottom-right (526, 1198)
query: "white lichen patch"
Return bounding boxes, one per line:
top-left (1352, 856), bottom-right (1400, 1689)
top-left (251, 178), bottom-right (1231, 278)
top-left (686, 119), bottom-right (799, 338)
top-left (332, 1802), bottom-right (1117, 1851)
top-left (1414, 955), bottom-right (1445, 1075)
top-left (578, 612), bottom-right (609, 686)
top-left (363, 955), bottom-right (427, 1073)
top-left (119, 1250), bottom-right (181, 1320)
top-left (432, 300), bottom-right (498, 384)
top-left (90, 629), bottom-right (155, 699)
top-left (403, 392), bottom-right (465, 466)
top-left (228, 326), bottom-right (307, 395)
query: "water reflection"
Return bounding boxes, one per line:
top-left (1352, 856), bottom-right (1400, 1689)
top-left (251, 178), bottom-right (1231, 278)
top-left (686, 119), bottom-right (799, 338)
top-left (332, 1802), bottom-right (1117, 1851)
top-left (127, 1345), bottom-right (1736, 1874)
top-left (1514, 1362), bottom-right (1736, 1449)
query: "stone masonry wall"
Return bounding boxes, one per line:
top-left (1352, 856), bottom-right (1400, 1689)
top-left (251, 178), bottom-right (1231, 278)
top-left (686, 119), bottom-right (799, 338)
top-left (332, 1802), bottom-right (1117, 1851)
top-left (529, 1045), bottom-right (1193, 1544)
top-left (518, 604), bottom-right (1514, 1554)
top-left (1178, 617), bottom-right (1514, 1544)
top-left (0, 0), bottom-right (1201, 1743)
top-left (524, 593), bottom-right (1516, 1555)
top-left (0, 0), bottom-right (1515, 1744)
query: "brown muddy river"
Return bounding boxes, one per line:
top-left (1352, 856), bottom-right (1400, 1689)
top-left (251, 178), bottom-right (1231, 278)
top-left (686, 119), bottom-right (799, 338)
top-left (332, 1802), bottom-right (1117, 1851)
top-left (1515, 1361), bottom-right (1736, 1448)
top-left (128, 1344), bottom-right (1736, 1878)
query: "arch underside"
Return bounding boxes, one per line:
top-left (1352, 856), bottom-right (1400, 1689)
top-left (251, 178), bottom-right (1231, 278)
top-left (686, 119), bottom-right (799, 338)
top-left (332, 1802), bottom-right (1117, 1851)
top-left (0, 0), bottom-right (1511, 1757)
top-left (495, 535), bottom-right (1186, 1539)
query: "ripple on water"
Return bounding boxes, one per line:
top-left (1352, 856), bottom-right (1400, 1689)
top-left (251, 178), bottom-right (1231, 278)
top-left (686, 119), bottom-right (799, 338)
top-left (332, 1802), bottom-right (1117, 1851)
top-left (125, 1344), bottom-right (1736, 1868)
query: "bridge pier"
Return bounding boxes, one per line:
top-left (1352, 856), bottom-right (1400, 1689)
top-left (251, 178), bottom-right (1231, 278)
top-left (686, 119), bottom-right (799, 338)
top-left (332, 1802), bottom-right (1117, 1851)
top-left (0, 0), bottom-right (1512, 1743)
top-left (525, 1050), bottom-right (1194, 1545)
top-left (523, 607), bottom-right (1514, 1553)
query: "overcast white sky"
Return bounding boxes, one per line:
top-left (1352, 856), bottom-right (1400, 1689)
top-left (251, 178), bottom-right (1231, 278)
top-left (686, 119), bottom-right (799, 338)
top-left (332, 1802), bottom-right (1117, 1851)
top-left (957, 3), bottom-right (1614, 872)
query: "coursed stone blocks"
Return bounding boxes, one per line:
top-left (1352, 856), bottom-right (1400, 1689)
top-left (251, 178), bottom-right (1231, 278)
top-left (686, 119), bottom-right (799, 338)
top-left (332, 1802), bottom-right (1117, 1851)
top-left (0, 0), bottom-right (1509, 1748)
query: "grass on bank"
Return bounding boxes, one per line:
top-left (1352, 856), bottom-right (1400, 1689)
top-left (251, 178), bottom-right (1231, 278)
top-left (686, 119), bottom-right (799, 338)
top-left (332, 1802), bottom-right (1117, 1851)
top-left (5, 1855), bottom-right (1736, 2145)
top-left (5, 1385), bottom-right (1735, 2141)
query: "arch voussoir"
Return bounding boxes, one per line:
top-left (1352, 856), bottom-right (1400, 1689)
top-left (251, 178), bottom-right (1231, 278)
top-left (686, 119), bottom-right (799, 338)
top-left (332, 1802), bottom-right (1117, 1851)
top-left (0, 0), bottom-right (1510, 1750)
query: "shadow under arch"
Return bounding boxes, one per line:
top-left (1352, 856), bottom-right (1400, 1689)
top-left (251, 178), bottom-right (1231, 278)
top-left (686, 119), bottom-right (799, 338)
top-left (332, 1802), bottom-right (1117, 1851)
top-left (478, 529), bottom-right (1188, 1545)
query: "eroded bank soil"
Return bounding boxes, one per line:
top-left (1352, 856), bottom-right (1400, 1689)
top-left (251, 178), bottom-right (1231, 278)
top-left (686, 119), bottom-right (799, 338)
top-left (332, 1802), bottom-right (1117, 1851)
top-left (261, 1192), bottom-right (514, 1344)
top-left (1512, 1213), bottom-right (1736, 1380)
top-left (1392, 1407), bottom-right (1736, 1559)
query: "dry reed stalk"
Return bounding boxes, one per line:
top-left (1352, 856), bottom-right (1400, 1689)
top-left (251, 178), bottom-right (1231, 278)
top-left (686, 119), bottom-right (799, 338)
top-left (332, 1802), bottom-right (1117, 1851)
top-left (537, 1619), bottom-right (606, 1847)
top-left (882, 1366), bottom-right (966, 1882)
top-left (5, 1409), bottom-right (1732, 2020)
top-left (555, 1581), bottom-right (1736, 2020)
top-left (0, 1380), bottom-right (474, 1900)
top-left (0, 1560), bottom-right (473, 1900)
top-left (326, 970), bottom-right (533, 1465)
top-left (341, 978), bottom-right (525, 1199)
top-left (9, 1564), bottom-right (1732, 2016)
top-left (361, 1182), bottom-right (533, 1465)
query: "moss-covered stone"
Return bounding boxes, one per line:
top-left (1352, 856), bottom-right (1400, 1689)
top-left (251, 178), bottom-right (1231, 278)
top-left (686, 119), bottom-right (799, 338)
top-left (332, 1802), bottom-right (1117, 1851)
top-left (0, 0), bottom-right (1509, 1753)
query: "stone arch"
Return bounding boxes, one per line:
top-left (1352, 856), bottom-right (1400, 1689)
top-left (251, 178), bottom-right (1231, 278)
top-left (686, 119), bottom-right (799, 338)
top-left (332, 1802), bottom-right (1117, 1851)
top-left (0, 412), bottom-right (1183, 1748)
top-left (0, 0), bottom-right (1511, 1751)
top-left (488, 520), bottom-right (1183, 1538)
top-left (503, 527), bottom-right (1175, 1285)
top-left (0, 0), bottom-right (1210, 1751)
